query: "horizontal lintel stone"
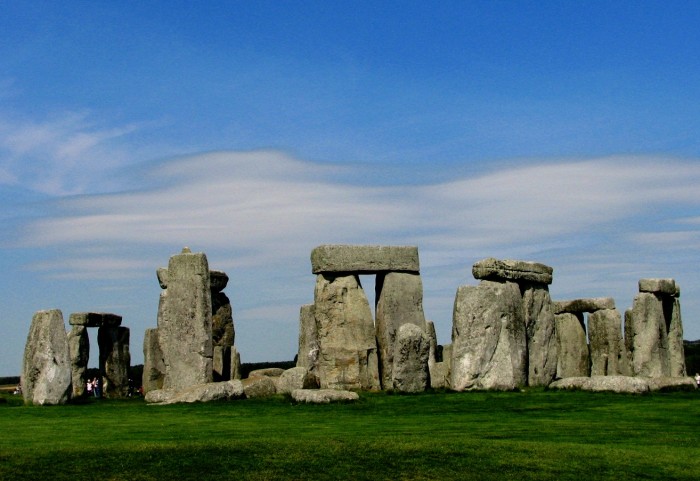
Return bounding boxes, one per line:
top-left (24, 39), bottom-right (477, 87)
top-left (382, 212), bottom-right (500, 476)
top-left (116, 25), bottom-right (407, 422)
top-left (311, 245), bottom-right (419, 274)
top-left (472, 257), bottom-right (553, 285)
top-left (553, 297), bottom-right (616, 314)
top-left (638, 278), bottom-right (678, 296)
top-left (157, 267), bottom-right (229, 292)
top-left (69, 312), bottom-right (122, 327)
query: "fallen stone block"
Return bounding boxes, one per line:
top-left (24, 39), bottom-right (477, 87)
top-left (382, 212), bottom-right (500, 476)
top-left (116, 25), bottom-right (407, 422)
top-left (645, 376), bottom-right (696, 391)
top-left (548, 376), bottom-right (650, 394)
top-left (146, 380), bottom-right (245, 405)
top-left (291, 389), bottom-right (359, 403)
top-left (242, 376), bottom-right (277, 398)
top-left (276, 367), bottom-right (318, 394)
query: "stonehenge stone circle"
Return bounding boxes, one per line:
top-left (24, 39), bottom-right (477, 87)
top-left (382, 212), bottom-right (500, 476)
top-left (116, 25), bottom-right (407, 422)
top-left (21, 309), bottom-right (72, 405)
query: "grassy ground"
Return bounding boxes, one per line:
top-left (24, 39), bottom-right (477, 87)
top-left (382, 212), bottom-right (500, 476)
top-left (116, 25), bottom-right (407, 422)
top-left (0, 389), bottom-right (698, 480)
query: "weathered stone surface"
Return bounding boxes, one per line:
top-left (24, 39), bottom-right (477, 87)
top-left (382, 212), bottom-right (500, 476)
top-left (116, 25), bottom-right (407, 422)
top-left (291, 388), bottom-right (359, 403)
top-left (158, 249), bottom-right (213, 390)
top-left (522, 285), bottom-right (557, 386)
top-left (142, 328), bottom-right (165, 394)
top-left (98, 326), bottom-right (130, 398)
top-left (242, 376), bottom-right (277, 398)
top-left (314, 273), bottom-right (380, 391)
top-left (311, 245), bottom-right (419, 274)
top-left (67, 325), bottom-right (89, 398)
top-left (146, 380), bottom-right (245, 405)
top-left (21, 309), bottom-right (72, 405)
top-left (625, 292), bottom-right (669, 377)
top-left (555, 313), bottom-right (589, 378)
top-left (549, 376), bottom-right (650, 394)
top-left (230, 347), bottom-right (242, 380)
top-left (276, 367), bottom-right (318, 394)
top-left (211, 276), bottom-right (233, 381)
top-left (429, 361), bottom-right (450, 389)
top-left (668, 297), bottom-right (686, 377)
top-left (212, 346), bottom-right (230, 382)
top-left (296, 304), bottom-right (318, 370)
top-left (210, 270), bottom-right (229, 293)
top-left (451, 281), bottom-right (527, 391)
top-left (588, 309), bottom-right (629, 376)
top-left (646, 377), bottom-right (696, 391)
top-left (392, 323), bottom-right (430, 393)
top-left (638, 278), bottom-right (677, 296)
top-left (426, 320), bottom-right (438, 375)
top-left (69, 312), bottom-right (122, 327)
top-left (375, 272), bottom-right (426, 388)
top-left (249, 368), bottom-right (285, 378)
top-left (553, 298), bottom-right (616, 314)
top-left (472, 258), bottom-right (553, 285)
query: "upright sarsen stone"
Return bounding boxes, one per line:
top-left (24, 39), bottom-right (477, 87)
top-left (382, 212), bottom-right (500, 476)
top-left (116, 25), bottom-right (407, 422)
top-left (392, 323), bottom-right (430, 393)
top-left (67, 325), bottom-right (89, 398)
top-left (21, 309), bottom-right (72, 405)
top-left (555, 312), bottom-right (589, 378)
top-left (98, 326), bottom-right (131, 398)
top-left (314, 273), bottom-right (380, 391)
top-left (588, 309), bottom-right (628, 376)
top-left (211, 270), bottom-right (234, 381)
top-left (668, 297), bottom-right (686, 377)
top-left (158, 248), bottom-right (213, 390)
top-left (375, 272), bottom-right (426, 388)
top-left (522, 284), bottom-right (557, 386)
top-left (451, 281), bottom-right (527, 391)
top-left (142, 328), bottom-right (165, 394)
top-left (626, 292), bottom-right (669, 377)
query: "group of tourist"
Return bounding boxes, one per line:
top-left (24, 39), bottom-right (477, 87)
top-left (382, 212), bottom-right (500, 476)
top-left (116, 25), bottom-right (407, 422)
top-left (86, 377), bottom-right (101, 398)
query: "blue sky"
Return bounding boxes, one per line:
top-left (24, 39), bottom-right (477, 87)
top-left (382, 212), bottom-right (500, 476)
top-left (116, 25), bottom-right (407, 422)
top-left (2, 2), bottom-right (700, 376)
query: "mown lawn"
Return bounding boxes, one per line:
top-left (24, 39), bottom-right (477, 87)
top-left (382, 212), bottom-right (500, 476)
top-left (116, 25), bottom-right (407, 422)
top-left (0, 389), bottom-right (698, 480)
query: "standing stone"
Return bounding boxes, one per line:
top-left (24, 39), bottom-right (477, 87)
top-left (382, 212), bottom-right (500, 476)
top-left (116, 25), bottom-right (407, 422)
top-left (296, 304), bottom-right (318, 371)
top-left (426, 320), bottom-right (438, 377)
top-left (158, 248), bottom-right (213, 390)
top-left (668, 297), bottom-right (686, 377)
top-left (588, 309), bottom-right (628, 376)
top-left (21, 309), bottom-right (72, 405)
top-left (522, 284), bottom-right (557, 386)
top-left (67, 325), bottom-right (89, 398)
top-left (230, 346), bottom-right (242, 380)
top-left (392, 323), bottom-right (430, 393)
top-left (314, 273), bottom-right (380, 391)
top-left (375, 272), bottom-right (426, 388)
top-left (451, 281), bottom-right (527, 391)
top-left (626, 292), bottom-right (669, 377)
top-left (211, 270), bottom-right (234, 381)
top-left (555, 312), bottom-right (590, 378)
top-left (142, 328), bottom-right (165, 394)
top-left (98, 326), bottom-right (130, 398)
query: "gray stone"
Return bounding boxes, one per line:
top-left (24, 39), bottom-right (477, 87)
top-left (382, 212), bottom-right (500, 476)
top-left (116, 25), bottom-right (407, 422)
top-left (210, 270), bottom-right (229, 293)
top-left (549, 376), bottom-right (650, 394)
top-left (98, 326), bottom-right (130, 398)
top-left (668, 297), bottom-right (686, 377)
top-left (522, 285), bottom-right (557, 386)
top-left (646, 377), bottom-right (696, 391)
top-left (158, 248), bottom-right (213, 390)
top-left (296, 304), bottom-right (318, 371)
top-left (277, 367), bottom-right (318, 394)
top-left (429, 361), bottom-right (450, 389)
top-left (626, 292), bottom-right (670, 377)
top-left (314, 273), bottom-right (380, 391)
top-left (230, 347), bottom-right (242, 380)
top-left (142, 328), bottom-right (165, 394)
top-left (242, 376), bottom-right (277, 398)
top-left (375, 272), bottom-right (426, 388)
top-left (638, 278), bottom-right (677, 296)
top-left (146, 380), bottom-right (245, 405)
top-left (426, 320), bottom-right (438, 376)
top-left (248, 368), bottom-right (286, 378)
top-left (392, 323), bottom-right (430, 393)
top-left (211, 277), bottom-right (233, 381)
top-left (555, 313), bottom-right (590, 378)
top-left (69, 312), bottom-right (122, 327)
top-left (553, 297), bottom-right (616, 314)
top-left (212, 346), bottom-right (230, 382)
top-left (291, 388), bottom-right (359, 403)
top-left (67, 325), bottom-right (89, 398)
top-left (588, 309), bottom-right (629, 376)
top-left (21, 309), bottom-right (72, 405)
top-left (451, 281), bottom-right (527, 391)
top-left (311, 245), bottom-right (419, 274)
top-left (472, 258), bottom-right (553, 285)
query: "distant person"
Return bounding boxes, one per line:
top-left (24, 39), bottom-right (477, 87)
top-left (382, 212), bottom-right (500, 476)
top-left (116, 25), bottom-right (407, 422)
top-left (695, 373), bottom-right (700, 388)
top-left (13, 385), bottom-right (21, 395)
top-left (87, 379), bottom-right (93, 396)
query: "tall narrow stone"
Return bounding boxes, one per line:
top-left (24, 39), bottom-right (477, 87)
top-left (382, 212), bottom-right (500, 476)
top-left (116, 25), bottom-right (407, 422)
top-left (211, 270), bottom-right (234, 381)
top-left (158, 248), bottom-right (213, 390)
top-left (142, 328), bottom-right (165, 394)
top-left (555, 312), bottom-right (589, 378)
top-left (451, 280), bottom-right (527, 391)
top-left (668, 297), bottom-right (686, 377)
top-left (626, 292), bottom-right (669, 377)
top-left (21, 309), bottom-right (72, 405)
top-left (522, 284), bottom-right (557, 386)
top-left (296, 304), bottom-right (318, 370)
top-left (314, 273), bottom-right (380, 391)
top-left (375, 272), bottom-right (426, 388)
top-left (392, 323), bottom-right (430, 393)
top-left (98, 326), bottom-right (130, 398)
top-left (588, 309), bottom-right (628, 376)
top-left (67, 325), bottom-right (89, 398)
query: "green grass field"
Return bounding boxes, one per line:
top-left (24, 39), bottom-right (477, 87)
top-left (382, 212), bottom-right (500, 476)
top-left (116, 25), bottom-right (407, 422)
top-left (1, 389), bottom-right (698, 480)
